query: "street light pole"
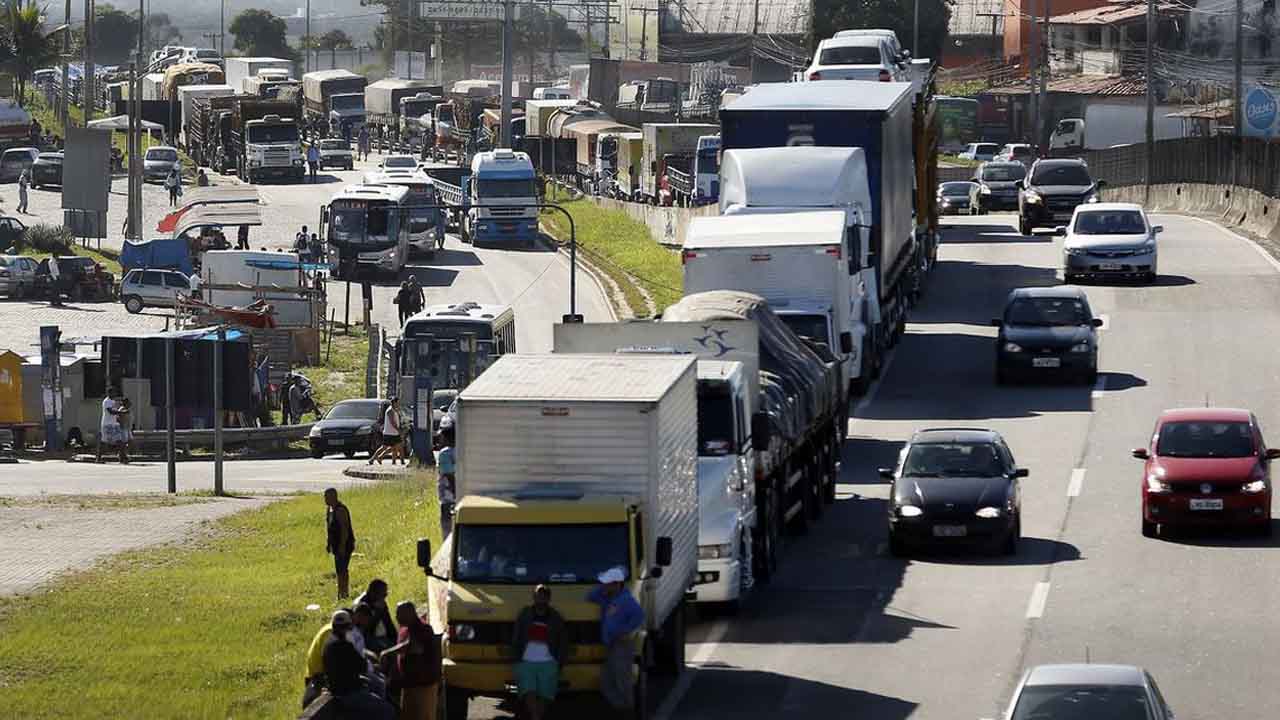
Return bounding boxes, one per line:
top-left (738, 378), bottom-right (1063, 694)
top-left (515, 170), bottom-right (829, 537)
top-left (912, 0), bottom-right (919, 54)
top-left (61, 0), bottom-right (71, 129)
top-left (305, 0), bottom-right (311, 74)
top-left (500, 0), bottom-right (514, 148)
top-left (1144, 0), bottom-right (1155, 202)
top-left (84, 0), bottom-right (95, 123)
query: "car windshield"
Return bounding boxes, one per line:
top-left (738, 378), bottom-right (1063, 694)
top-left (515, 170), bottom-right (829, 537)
top-left (453, 524), bottom-right (630, 584)
top-left (819, 45), bottom-right (883, 65)
top-left (1012, 685), bottom-right (1152, 720)
top-left (247, 124), bottom-right (299, 144)
top-left (325, 401), bottom-right (382, 420)
top-left (1074, 210), bottom-right (1146, 235)
top-left (939, 183), bottom-right (973, 197)
top-left (384, 156), bottom-right (416, 169)
top-left (476, 178), bottom-right (536, 199)
top-left (1156, 420), bottom-right (1255, 458)
top-left (1006, 297), bottom-right (1091, 326)
top-left (1031, 164), bottom-right (1092, 186)
top-left (146, 149), bottom-right (178, 162)
top-left (698, 382), bottom-right (736, 456)
top-left (982, 164), bottom-right (1025, 181)
top-left (975, 144), bottom-right (999, 155)
top-left (902, 442), bottom-right (1005, 477)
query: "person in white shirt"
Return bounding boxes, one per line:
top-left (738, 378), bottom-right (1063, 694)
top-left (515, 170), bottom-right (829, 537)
top-left (368, 397), bottom-right (405, 466)
top-left (97, 385), bottom-right (131, 464)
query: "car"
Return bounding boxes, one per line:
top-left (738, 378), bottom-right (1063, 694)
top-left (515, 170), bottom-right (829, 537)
top-left (937, 181), bottom-right (976, 215)
top-left (993, 286), bottom-right (1101, 384)
top-left (968, 161), bottom-right (1026, 214)
top-left (1017, 158), bottom-right (1104, 236)
top-left (882, 427), bottom-right (1028, 556)
top-left (119, 268), bottom-right (195, 313)
top-left (0, 215), bottom-right (28, 253)
top-left (430, 389), bottom-right (459, 431)
top-left (143, 145), bottom-right (181, 183)
top-left (29, 151), bottom-right (63, 188)
top-left (182, 48), bottom-right (223, 67)
top-left (1005, 664), bottom-right (1175, 720)
top-left (35, 255), bottom-right (116, 302)
top-left (994, 142), bottom-right (1036, 167)
top-left (318, 138), bottom-right (354, 170)
top-left (1060, 202), bottom-right (1162, 283)
top-left (0, 147), bottom-right (39, 183)
top-left (958, 142), bottom-right (1000, 162)
top-left (380, 154), bottom-right (418, 171)
top-left (1134, 408), bottom-right (1278, 538)
top-left (308, 398), bottom-right (395, 459)
top-left (0, 253), bottom-right (38, 298)
top-left (805, 33), bottom-right (908, 82)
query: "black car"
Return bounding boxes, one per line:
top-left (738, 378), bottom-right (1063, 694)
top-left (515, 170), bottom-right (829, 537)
top-left (969, 161), bottom-right (1026, 214)
top-left (30, 151), bottom-right (63, 188)
top-left (0, 215), bottom-right (26, 252)
top-left (936, 181), bottom-right (976, 216)
top-left (993, 287), bottom-right (1101, 384)
top-left (882, 428), bottom-right (1028, 556)
top-left (308, 399), bottom-right (390, 458)
top-left (1017, 158), bottom-right (1104, 235)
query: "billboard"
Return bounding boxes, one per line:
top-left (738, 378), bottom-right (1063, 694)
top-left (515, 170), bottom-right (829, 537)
top-left (1242, 84), bottom-right (1280, 139)
top-left (62, 127), bottom-right (112, 214)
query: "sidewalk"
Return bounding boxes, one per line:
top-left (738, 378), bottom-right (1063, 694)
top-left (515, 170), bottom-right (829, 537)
top-left (0, 456), bottom-right (375, 496)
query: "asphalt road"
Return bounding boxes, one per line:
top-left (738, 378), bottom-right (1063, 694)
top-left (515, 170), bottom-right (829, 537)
top-left (649, 211), bottom-right (1280, 720)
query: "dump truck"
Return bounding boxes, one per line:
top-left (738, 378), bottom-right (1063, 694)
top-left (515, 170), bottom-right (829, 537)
top-left (160, 62), bottom-right (225, 101)
top-left (302, 69), bottom-right (368, 133)
top-left (424, 353), bottom-right (697, 719)
top-left (227, 99), bottom-right (305, 183)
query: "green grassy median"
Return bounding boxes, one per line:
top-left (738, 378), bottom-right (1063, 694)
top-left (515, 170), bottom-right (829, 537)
top-left (0, 477), bottom-right (440, 719)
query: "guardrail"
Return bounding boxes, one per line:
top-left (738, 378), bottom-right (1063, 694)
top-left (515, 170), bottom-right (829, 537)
top-left (131, 423), bottom-right (314, 451)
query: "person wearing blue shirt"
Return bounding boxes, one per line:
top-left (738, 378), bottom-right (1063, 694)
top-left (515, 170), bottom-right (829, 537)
top-left (587, 567), bottom-right (644, 714)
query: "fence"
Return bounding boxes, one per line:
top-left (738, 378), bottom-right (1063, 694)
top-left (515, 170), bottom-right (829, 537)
top-left (1085, 136), bottom-right (1280, 198)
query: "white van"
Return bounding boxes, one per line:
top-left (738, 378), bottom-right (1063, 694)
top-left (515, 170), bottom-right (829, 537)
top-left (532, 86), bottom-right (572, 100)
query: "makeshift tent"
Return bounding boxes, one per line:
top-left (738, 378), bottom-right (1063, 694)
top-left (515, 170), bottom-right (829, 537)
top-left (87, 115), bottom-right (164, 132)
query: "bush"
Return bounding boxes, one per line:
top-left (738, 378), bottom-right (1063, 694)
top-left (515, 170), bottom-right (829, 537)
top-left (22, 224), bottom-right (74, 253)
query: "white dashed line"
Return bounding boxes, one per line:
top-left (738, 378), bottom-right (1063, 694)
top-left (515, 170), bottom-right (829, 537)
top-left (1068, 468), bottom-right (1086, 497)
top-left (1026, 582), bottom-right (1052, 619)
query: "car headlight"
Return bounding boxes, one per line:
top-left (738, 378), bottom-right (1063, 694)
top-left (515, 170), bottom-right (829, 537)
top-left (355, 425), bottom-right (372, 435)
top-left (975, 506), bottom-right (1003, 519)
top-left (1065, 246), bottom-right (1088, 256)
top-left (1070, 342), bottom-right (1091, 353)
top-left (1141, 237), bottom-right (1157, 250)
top-left (1023, 190), bottom-right (1041, 203)
top-left (308, 426), bottom-right (322, 438)
top-left (450, 623), bottom-right (477, 642)
top-left (898, 504), bottom-right (924, 518)
top-left (1146, 475), bottom-right (1172, 493)
top-left (698, 543), bottom-right (733, 560)
top-left (1003, 342), bottom-right (1024, 353)
top-left (980, 186), bottom-right (992, 194)
top-left (1242, 479), bottom-right (1268, 494)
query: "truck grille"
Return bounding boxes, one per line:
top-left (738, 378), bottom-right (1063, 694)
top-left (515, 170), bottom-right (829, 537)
top-left (488, 206), bottom-right (527, 218)
top-left (455, 620), bottom-right (601, 646)
top-left (263, 148), bottom-right (293, 166)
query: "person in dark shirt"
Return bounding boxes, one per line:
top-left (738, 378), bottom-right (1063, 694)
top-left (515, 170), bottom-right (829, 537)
top-left (354, 578), bottom-right (398, 653)
top-left (321, 610), bottom-right (395, 719)
top-left (381, 601), bottom-right (441, 720)
top-left (325, 488), bottom-right (356, 599)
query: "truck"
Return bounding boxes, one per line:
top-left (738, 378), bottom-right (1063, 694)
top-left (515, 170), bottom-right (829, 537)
top-left (551, 320), bottom-right (763, 608)
top-left (610, 132), bottom-right (644, 199)
top-left (0, 99), bottom-right (32, 149)
top-left (397, 91), bottom-right (444, 148)
top-left (223, 57), bottom-right (294, 94)
top-left (227, 99), bottom-right (305, 183)
top-left (177, 84), bottom-right (235, 148)
top-left (661, 290), bottom-right (843, 583)
top-left (1049, 103), bottom-right (1185, 155)
top-left (464, 149), bottom-right (539, 246)
top-left (720, 80), bottom-right (923, 389)
top-left (141, 73), bottom-right (166, 101)
top-left (302, 69), bottom-right (368, 133)
top-left (664, 134), bottom-right (720, 206)
top-left (365, 78), bottom-right (437, 142)
top-left (160, 62), bottom-right (225, 101)
top-left (640, 123), bottom-right (718, 204)
top-left (186, 94), bottom-right (238, 172)
top-left (243, 71), bottom-right (299, 100)
top-left (426, 353), bottom-right (697, 718)
top-left (525, 99), bottom-right (578, 138)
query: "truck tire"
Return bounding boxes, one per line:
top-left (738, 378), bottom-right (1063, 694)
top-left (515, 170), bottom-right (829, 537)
top-left (654, 600), bottom-right (686, 675)
top-left (443, 685), bottom-right (468, 720)
top-left (754, 491), bottom-right (779, 583)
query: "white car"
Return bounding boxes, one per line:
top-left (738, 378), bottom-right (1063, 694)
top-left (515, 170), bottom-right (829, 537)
top-left (380, 154), bottom-right (418, 171)
top-left (995, 143), bottom-right (1036, 168)
top-left (805, 33), bottom-right (908, 82)
top-left (120, 268), bottom-right (196, 313)
top-left (958, 142), bottom-right (1000, 162)
top-left (1059, 202), bottom-right (1162, 284)
top-left (318, 138), bottom-right (354, 171)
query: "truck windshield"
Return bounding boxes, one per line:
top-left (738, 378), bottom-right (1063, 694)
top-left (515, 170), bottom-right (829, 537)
top-left (403, 101), bottom-right (434, 117)
top-left (476, 178), bottom-right (536, 199)
top-left (454, 523), bottom-right (630, 584)
top-left (247, 124), bottom-right (299, 144)
top-left (697, 382), bottom-right (736, 456)
top-left (330, 95), bottom-right (364, 111)
top-left (437, 106), bottom-right (456, 124)
top-left (779, 314), bottom-right (832, 351)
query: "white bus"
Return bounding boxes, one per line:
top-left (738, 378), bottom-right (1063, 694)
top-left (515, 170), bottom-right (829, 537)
top-left (364, 169), bottom-right (446, 256)
top-left (323, 184), bottom-right (410, 279)
top-left (399, 301), bottom-right (517, 393)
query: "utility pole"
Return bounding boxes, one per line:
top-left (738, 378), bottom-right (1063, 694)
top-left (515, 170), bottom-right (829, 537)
top-left (305, 0), bottom-right (311, 74)
top-left (61, 0), bottom-right (71, 129)
top-left (548, 0), bottom-right (555, 76)
top-left (528, 0), bottom-right (536, 84)
top-left (220, 0), bottom-right (225, 57)
top-left (1039, 0), bottom-right (1051, 150)
top-left (1233, 0), bottom-right (1244, 133)
top-left (129, 0), bottom-right (144, 240)
top-left (84, 0), bottom-right (95, 123)
top-left (408, 0), bottom-right (415, 79)
top-left (1028, 0), bottom-right (1038, 144)
top-left (977, 12), bottom-right (1001, 62)
top-left (912, 0), bottom-right (919, 54)
top-left (500, 0), bottom-right (514, 147)
top-left (1144, 0), bottom-right (1155, 201)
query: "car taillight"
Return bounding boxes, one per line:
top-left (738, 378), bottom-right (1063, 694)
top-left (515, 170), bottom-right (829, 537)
top-left (808, 71), bottom-right (822, 81)
top-left (878, 69), bottom-right (891, 82)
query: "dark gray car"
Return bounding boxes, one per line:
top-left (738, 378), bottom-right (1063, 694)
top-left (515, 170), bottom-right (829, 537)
top-left (969, 161), bottom-right (1026, 214)
top-left (1005, 664), bottom-right (1175, 720)
top-left (993, 286), bottom-right (1102, 384)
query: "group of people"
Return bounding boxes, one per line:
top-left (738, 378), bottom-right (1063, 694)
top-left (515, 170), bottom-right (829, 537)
top-left (294, 225), bottom-right (325, 264)
top-left (282, 372), bottom-right (323, 426)
top-left (394, 277), bottom-right (426, 325)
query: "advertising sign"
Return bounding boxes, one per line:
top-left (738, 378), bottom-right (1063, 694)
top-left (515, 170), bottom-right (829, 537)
top-left (1243, 84), bottom-right (1279, 139)
top-left (419, 0), bottom-right (504, 21)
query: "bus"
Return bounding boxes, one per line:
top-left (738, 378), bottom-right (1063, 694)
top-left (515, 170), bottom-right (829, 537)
top-left (936, 96), bottom-right (980, 154)
top-left (365, 169), bottom-right (446, 256)
top-left (400, 301), bottom-right (516, 385)
top-left (323, 184), bottom-right (410, 279)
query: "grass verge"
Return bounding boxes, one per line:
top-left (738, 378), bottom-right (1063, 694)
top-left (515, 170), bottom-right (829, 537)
top-left (271, 323), bottom-right (370, 428)
top-left (0, 475), bottom-right (440, 719)
top-left (20, 245), bottom-right (123, 276)
top-left (540, 186), bottom-right (683, 317)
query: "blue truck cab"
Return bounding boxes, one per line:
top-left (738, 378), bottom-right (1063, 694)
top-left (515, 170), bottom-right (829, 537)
top-left (467, 149), bottom-right (539, 246)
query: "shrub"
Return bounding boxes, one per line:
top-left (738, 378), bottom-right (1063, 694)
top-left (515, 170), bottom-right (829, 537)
top-left (22, 223), bottom-right (74, 253)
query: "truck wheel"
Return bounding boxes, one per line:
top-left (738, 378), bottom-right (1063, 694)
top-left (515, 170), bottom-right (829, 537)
top-left (654, 600), bottom-right (686, 675)
top-left (754, 493), bottom-right (779, 583)
top-left (443, 685), bottom-right (469, 720)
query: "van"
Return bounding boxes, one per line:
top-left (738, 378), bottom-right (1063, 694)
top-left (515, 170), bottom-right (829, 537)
top-left (532, 86), bottom-right (571, 100)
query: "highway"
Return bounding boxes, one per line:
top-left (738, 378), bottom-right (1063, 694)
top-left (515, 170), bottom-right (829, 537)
top-left (654, 211), bottom-right (1280, 720)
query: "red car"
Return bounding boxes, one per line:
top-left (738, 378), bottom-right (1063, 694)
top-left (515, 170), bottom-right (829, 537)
top-left (1134, 408), bottom-right (1280, 538)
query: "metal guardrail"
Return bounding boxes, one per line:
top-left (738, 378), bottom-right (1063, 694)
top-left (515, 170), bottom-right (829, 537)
top-left (131, 423), bottom-right (314, 449)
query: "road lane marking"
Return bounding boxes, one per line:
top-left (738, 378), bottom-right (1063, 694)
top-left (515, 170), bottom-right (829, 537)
top-left (1026, 582), bottom-right (1051, 618)
top-left (654, 617), bottom-right (730, 720)
top-left (1177, 214), bottom-right (1280, 273)
top-left (1068, 468), bottom-right (1086, 497)
top-left (1092, 373), bottom-right (1107, 399)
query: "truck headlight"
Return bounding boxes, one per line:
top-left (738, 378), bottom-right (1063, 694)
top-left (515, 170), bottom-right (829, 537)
top-left (697, 543), bottom-right (733, 560)
top-left (450, 623), bottom-right (478, 642)
top-left (1003, 342), bottom-right (1024, 353)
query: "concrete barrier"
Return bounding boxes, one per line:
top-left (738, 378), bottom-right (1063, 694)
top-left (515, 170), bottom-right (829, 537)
top-left (1102, 183), bottom-right (1280, 244)
top-left (591, 197), bottom-right (718, 248)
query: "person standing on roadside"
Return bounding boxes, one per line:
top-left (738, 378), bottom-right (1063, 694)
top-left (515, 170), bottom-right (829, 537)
top-left (308, 143), bottom-right (321, 182)
top-left (97, 384), bottom-right (132, 464)
top-left (17, 166), bottom-right (30, 213)
top-left (369, 397), bottom-right (405, 466)
top-left (359, 125), bottom-right (371, 161)
top-left (588, 566), bottom-right (644, 717)
top-left (325, 488), bottom-right (356, 599)
top-left (237, 224), bottom-right (250, 250)
top-left (47, 255), bottom-right (62, 306)
top-left (382, 601), bottom-right (441, 720)
top-left (435, 427), bottom-right (456, 536)
top-left (408, 276), bottom-right (425, 316)
top-left (513, 585), bottom-right (567, 720)
top-left (394, 281), bottom-right (410, 326)
top-left (164, 167), bottom-right (181, 206)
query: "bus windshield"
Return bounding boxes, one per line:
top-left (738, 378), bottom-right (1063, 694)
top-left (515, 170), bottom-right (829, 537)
top-left (329, 201), bottom-right (396, 244)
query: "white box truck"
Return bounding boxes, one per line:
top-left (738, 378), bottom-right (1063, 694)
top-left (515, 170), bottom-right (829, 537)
top-left (429, 353), bottom-right (698, 716)
top-left (224, 57), bottom-right (294, 95)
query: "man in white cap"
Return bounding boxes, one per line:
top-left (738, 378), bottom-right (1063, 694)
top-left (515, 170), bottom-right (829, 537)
top-left (587, 566), bottom-right (644, 716)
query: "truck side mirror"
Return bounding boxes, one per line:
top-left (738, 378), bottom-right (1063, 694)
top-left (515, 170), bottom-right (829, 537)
top-left (416, 538), bottom-right (432, 569)
top-left (655, 536), bottom-right (673, 567)
top-left (751, 412), bottom-right (772, 451)
top-left (840, 331), bottom-right (854, 355)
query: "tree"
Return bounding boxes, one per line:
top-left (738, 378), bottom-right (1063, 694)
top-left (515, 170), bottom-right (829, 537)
top-left (812, 0), bottom-right (951, 64)
top-left (147, 12), bottom-right (182, 48)
top-left (89, 3), bottom-right (139, 65)
top-left (6, 1), bottom-right (59, 106)
top-left (317, 29), bottom-right (353, 51)
top-left (228, 8), bottom-right (295, 59)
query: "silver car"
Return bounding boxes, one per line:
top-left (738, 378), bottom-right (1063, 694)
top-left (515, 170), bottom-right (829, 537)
top-left (1004, 664), bottom-right (1175, 720)
top-left (1060, 202), bottom-right (1161, 284)
top-left (143, 146), bottom-right (181, 183)
top-left (120, 268), bottom-right (195, 313)
top-left (0, 147), bottom-right (39, 183)
top-left (0, 254), bottom-right (39, 298)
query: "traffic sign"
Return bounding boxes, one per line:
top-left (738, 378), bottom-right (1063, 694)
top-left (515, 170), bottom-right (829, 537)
top-left (418, 0), bottom-right (505, 21)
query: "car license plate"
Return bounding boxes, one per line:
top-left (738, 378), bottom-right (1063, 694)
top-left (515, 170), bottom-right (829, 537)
top-left (1190, 498), bottom-right (1224, 511)
top-left (1098, 262), bottom-right (1124, 271)
top-left (1032, 357), bottom-right (1061, 368)
top-left (932, 525), bottom-right (967, 537)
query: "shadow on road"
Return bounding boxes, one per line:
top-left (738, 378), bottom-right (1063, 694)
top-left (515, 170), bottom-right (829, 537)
top-left (942, 223), bottom-right (1053, 245)
top-left (1099, 372), bottom-right (1148, 392)
top-left (841, 437), bottom-right (904, 486)
top-left (913, 259), bottom-right (1060, 327)
top-left (403, 266), bottom-right (461, 288)
top-left (424, 248), bottom-right (483, 267)
top-left (901, 536), bottom-right (1083, 567)
top-left (1154, 520), bottom-right (1280, 548)
top-left (665, 667), bottom-right (918, 720)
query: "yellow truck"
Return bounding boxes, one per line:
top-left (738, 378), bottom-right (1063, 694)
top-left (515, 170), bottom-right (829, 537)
top-left (418, 353), bottom-right (699, 719)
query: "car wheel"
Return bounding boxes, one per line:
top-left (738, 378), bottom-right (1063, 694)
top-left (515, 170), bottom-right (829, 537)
top-left (1002, 518), bottom-right (1020, 555)
top-left (1142, 518), bottom-right (1158, 538)
top-left (888, 530), bottom-right (907, 557)
top-left (310, 448), bottom-right (325, 459)
top-left (124, 295), bottom-right (143, 314)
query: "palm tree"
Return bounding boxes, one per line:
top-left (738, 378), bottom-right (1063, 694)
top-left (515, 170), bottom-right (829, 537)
top-left (6, 1), bottom-right (60, 106)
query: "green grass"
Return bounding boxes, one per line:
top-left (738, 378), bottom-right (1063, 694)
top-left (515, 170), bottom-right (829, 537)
top-left (20, 245), bottom-right (123, 276)
top-left (541, 186), bottom-right (683, 317)
top-left (0, 476), bottom-right (441, 719)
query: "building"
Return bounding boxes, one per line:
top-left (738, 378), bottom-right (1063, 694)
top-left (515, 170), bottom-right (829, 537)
top-left (1004, 0), bottom-right (1111, 64)
top-left (944, 0), bottom-right (1007, 68)
top-left (1048, 1), bottom-right (1188, 76)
